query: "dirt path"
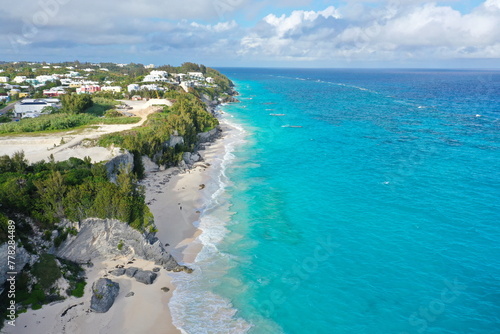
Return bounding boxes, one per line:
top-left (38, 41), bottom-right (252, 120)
top-left (0, 100), bottom-right (171, 163)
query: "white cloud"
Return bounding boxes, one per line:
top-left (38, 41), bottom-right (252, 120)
top-left (238, 1), bottom-right (500, 63)
top-left (0, 0), bottom-right (499, 67)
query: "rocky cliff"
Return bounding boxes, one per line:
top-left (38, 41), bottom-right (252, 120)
top-left (55, 218), bottom-right (184, 271)
top-left (105, 150), bottom-right (134, 183)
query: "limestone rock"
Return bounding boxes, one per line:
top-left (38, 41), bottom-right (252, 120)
top-left (197, 127), bottom-right (220, 143)
top-left (134, 270), bottom-right (157, 285)
top-left (55, 218), bottom-right (181, 271)
top-left (0, 244), bottom-right (32, 294)
top-left (90, 278), bottom-right (119, 313)
top-left (105, 150), bottom-right (134, 183)
top-left (125, 267), bottom-right (138, 278)
top-left (110, 268), bottom-right (125, 276)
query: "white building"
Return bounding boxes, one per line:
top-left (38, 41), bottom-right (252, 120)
top-left (144, 64), bottom-right (155, 69)
top-left (188, 72), bottom-right (204, 79)
top-left (0, 77), bottom-right (9, 83)
top-left (36, 75), bottom-right (57, 84)
top-left (143, 70), bottom-right (168, 82)
top-left (14, 98), bottom-right (60, 118)
top-left (141, 84), bottom-right (165, 91)
top-left (180, 81), bottom-right (195, 92)
top-left (13, 76), bottom-right (27, 84)
top-left (101, 86), bottom-right (122, 93)
top-left (206, 77), bottom-right (215, 84)
top-left (127, 84), bottom-right (140, 93)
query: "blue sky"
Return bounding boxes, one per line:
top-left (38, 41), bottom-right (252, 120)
top-left (1, 0), bottom-right (499, 68)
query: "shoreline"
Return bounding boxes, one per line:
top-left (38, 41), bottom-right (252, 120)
top-left (145, 114), bottom-right (236, 333)
top-left (6, 110), bottom-right (236, 334)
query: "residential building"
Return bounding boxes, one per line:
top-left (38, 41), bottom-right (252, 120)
top-left (43, 87), bottom-right (67, 97)
top-left (101, 86), bottom-right (122, 93)
top-left (206, 77), bottom-right (215, 84)
top-left (60, 78), bottom-right (72, 86)
top-left (36, 75), bottom-right (57, 84)
top-left (14, 98), bottom-right (60, 118)
top-left (143, 70), bottom-right (168, 82)
top-left (76, 85), bottom-right (101, 94)
top-left (180, 81), bottom-right (195, 92)
top-left (0, 77), bottom-right (9, 83)
top-left (141, 84), bottom-right (161, 91)
top-left (188, 72), bottom-right (204, 79)
top-left (127, 84), bottom-right (140, 93)
top-left (145, 64), bottom-right (155, 69)
top-left (13, 76), bottom-right (27, 84)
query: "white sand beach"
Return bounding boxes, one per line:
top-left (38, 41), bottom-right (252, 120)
top-left (4, 117), bottom-right (229, 334)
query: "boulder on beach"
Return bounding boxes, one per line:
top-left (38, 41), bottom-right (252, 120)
top-left (134, 270), bottom-right (158, 285)
top-left (110, 268), bottom-right (126, 276)
top-left (90, 278), bottom-right (120, 313)
top-left (125, 267), bottom-right (138, 278)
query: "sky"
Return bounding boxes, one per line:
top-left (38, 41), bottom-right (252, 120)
top-left (1, 0), bottom-right (499, 68)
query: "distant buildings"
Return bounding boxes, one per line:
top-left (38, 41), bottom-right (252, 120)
top-left (101, 86), bottom-right (122, 93)
top-left (143, 70), bottom-right (169, 83)
top-left (13, 76), bottom-right (27, 84)
top-left (127, 84), bottom-right (140, 93)
top-left (43, 87), bottom-right (67, 97)
top-left (76, 85), bottom-right (101, 94)
top-left (187, 72), bottom-right (204, 79)
top-left (0, 76), bottom-right (9, 83)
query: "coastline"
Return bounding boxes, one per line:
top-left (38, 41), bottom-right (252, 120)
top-left (6, 110), bottom-right (237, 334)
top-left (146, 114), bottom-right (239, 333)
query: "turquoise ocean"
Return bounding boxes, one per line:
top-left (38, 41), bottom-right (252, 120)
top-left (170, 69), bottom-right (500, 334)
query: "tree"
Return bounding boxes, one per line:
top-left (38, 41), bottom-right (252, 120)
top-left (60, 93), bottom-right (93, 114)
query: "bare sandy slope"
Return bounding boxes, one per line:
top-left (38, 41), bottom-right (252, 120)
top-left (0, 99), bottom-right (173, 163)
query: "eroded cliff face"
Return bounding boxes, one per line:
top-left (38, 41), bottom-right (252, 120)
top-left (105, 150), bottom-right (134, 183)
top-left (55, 218), bottom-right (183, 271)
top-left (0, 244), bottom-right (32, 294)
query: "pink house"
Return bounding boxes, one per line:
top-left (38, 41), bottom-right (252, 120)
top-left (76, 85), bottom-right (101, 94)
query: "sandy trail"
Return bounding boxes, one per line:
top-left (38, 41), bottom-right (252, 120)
top-left (0, 99), bottom-right (172, 163)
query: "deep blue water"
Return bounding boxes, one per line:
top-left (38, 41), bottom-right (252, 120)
top-left (174, 68), bottom-right (500, 334)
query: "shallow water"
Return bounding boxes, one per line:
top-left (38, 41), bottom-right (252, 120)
top-left (171, 68), bottom-right (500, 334)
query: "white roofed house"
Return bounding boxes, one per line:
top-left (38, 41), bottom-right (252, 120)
top-left (0, 76), bottom-right (9, 83)
top-left (14, 98), bottom-right (60, 118)
top-left (206, 77), bottom-right (215, 84)
top-left (13, 76), bottom-right (27, 84)
top-left (143, 70), bottom-right (169, 82)
top-left (101, 86), bottom-right (122, 93)
top-left (127, 84), bottom-right (140, 93)
top-left (187, 72), bottom-right (204, 79)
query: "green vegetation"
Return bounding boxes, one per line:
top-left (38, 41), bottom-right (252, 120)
top-left (0, 112), bottom-right (140, 135)
top-left (86, 96), bottom-right (119, 117)
top-left (61, 94), bottom-right (93, 114)
top-left (99, 92), bottom-right (218, 165)
top-left (0, 113), bottom-right (96, 134)
top-left (70, 281), bottom-right (86, 298)
top-left (0, 152), bottom-right (154, 238)
top-left (31, 254), bottom-right (62, 290)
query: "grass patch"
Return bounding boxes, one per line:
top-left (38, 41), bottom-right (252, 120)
top-left (0, 114), bottom-right (140, 135)
top-left (70, 281), bottom-right (86, 298)
top-left (86, 97), bottom-right (119, 117)
top-left (95, 117), bottom-right (141, 124)
top-left (31, 254), bottom-right (62, 290)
